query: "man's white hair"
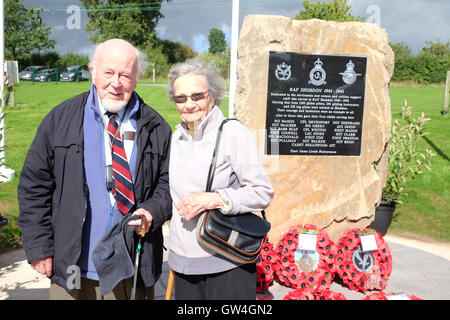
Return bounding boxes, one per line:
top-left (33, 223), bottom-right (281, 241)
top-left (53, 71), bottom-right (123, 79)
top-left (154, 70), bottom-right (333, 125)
top-left (89, 40), bottom-right (149, 80)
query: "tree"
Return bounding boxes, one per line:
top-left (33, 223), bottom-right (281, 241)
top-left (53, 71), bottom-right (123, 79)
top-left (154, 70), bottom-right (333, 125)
top-left (58, 53), bottom-right (90, 70)
top-left (160, 39), bottom-right (197, 65)
top-left (295, 0), bottom-right (364, 22)
top-left (390, 42), bottom-right (413, 59)
top-left (80, 0), bottom-right (170, 46)
top-left (5, 0), bottom-right (56, 60)
top-left (208, 28), bottom-right (227, 54)
top-left (421, 40), bottom-right (450, 57)
top-left (140, 39), bottom-right (170, 78)
top-left (390, 42), bottom-right (415, 82)
top-left (391, 40), bottom-right (450, 84)
top-left (198, 47), bottom-right (231, 79)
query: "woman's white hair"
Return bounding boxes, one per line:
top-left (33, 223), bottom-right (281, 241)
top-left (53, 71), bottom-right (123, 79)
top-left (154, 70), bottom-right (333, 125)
top-left (89, 40), bottom-right (149, 80)
top-left (167, 58), bottom-right (226, 106)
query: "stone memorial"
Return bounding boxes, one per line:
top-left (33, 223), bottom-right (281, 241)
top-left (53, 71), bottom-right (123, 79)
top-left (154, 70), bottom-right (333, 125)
top-left (233, 15), bottom-right (394, 243)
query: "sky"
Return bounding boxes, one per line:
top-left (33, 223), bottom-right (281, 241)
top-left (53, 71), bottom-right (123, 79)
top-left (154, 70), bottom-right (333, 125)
top-left (23, 0), bottom-right (450, 57)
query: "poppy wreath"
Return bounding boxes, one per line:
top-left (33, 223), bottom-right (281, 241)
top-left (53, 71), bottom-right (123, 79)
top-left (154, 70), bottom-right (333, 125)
top-left (273, 224), bottom-right (337, 291)
top-left (256, 238), bottom-right (276, 293)
top-left (362, 292), bottom-right (422, 300)
top-left (283, 287), bottom-right (347, 300)
top-left (335, 228), bottom-right (393, 293)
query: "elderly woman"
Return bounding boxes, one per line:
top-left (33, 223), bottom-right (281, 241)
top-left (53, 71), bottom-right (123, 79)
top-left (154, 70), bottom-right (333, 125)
top-left (166, 59), bottom-right (274, 300)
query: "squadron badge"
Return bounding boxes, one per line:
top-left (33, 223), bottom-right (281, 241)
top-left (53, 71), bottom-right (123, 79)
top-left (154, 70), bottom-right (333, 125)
top-left (275, 62), bottom-right (291, 81)
top-left (308, 58), bottom-right (327, 86)
top-left (295, 250), bottom-right (320, 273)
top-left (351, 246), bottom-right (374, 273)
top-left (339, 60), bottom-right (361, 85)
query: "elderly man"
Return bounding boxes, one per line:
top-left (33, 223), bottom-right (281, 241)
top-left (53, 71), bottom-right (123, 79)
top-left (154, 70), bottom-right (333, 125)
top-left (18, 39), bottom-right (172, 300)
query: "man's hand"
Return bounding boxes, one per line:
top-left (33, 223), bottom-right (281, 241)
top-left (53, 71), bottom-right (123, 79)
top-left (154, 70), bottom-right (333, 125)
top-left (128, 208), bottom-right (153, 235)
top-left (31, 257), bottom-right (53, 277)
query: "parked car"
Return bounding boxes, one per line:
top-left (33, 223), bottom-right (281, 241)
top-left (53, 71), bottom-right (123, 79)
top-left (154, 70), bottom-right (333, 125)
top-left (19, 66), bottom-right (47, 80)
top-left (60, 65), bottom-right (91, 82)
top-left (35, 68), bottom-right (58, 82)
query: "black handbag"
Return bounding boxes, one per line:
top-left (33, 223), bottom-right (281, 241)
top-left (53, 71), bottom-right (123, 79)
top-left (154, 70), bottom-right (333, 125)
top-left (197, 118), bottom-right (271, 264)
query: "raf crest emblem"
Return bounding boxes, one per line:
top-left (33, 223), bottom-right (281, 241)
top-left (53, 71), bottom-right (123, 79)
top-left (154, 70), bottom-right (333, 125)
top-left (275, 62), bottom-right (291, 81)
top-left (308, 58), bottom-right (327, 86)
top-left (339, 60), bottom-right (361, 85)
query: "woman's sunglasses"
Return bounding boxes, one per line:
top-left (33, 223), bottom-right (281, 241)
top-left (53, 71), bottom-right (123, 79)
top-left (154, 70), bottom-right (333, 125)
top-left (174, 90), bottom-right (209, 104)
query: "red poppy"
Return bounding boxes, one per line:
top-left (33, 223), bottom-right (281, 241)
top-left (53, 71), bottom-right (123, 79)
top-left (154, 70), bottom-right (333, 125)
top-left (284, 288), bottom-right (347, 300)
top-left (283, 287), bottom-right (316, 300)
top-left (362, 292), bottom-right (387, 300)
top-left (317, 289), bottom-right (347, 300)
top-left (335, 228), bottom-right (393, 293)
top-left (273, 224), bottom-right (337, 291)
top-left (256, 238), bottom-right (276, 293)
top-left (317, 273), bottom-right (332, 289)
top-left (363, 292), bottom-right (422, 300)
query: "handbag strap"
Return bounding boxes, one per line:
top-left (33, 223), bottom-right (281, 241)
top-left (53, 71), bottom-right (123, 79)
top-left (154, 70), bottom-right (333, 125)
top-left (206, 118), bottom-right (238, 192)
top-left (205, 118), bottom-right (267, 221)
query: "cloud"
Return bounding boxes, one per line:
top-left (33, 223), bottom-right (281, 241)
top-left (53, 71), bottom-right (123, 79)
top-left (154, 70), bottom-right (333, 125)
top-left (220, 23), bottom-right (231, 44)
top-left (156, 0), bottom-right (301, 53)
top-left (76, 45), bottom-right (95, 56)
top-left (22, 0), bottom-right (450, 56)
top-left (52, 24), bottom-right (66, 32)
top-left (349, 0), bottom-right (450, 53)
top-left (192, 34), bottom-right (209, 53)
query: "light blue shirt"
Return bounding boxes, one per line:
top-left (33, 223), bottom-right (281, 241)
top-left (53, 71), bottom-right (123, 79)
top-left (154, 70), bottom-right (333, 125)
top-left (78, 84), bottom-right (139, 280)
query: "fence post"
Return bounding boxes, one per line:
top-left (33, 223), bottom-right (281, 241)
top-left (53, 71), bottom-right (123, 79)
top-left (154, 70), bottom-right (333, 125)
top-left (442, 71), bottom-right (450, 115)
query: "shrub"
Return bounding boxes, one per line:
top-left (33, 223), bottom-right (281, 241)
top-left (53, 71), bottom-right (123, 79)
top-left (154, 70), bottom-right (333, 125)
top-left (197, 48), bottom-right (231, 79)
top-left (391, 40), bottom-right (450, 84)
top-left (383, 100), bottom-right (435, 204)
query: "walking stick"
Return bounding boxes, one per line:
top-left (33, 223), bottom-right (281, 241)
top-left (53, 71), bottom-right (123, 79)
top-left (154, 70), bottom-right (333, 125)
top-left (131, 215), bottom-right (147, 300)
top-left (165, 269), bottom-right (175, 300)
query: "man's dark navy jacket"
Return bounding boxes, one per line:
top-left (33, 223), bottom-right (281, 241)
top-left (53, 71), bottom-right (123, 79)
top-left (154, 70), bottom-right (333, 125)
top-left (17, 91), bottom-right (172, 292)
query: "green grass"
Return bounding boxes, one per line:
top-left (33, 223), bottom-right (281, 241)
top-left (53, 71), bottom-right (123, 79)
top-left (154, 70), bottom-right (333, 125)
top-left (0, 81), bottom-right (447, 250)
top-left (388, 86), bottom-right (450, 242)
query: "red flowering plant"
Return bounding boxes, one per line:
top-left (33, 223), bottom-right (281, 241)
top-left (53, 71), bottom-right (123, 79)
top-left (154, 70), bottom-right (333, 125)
top-left (363, 292), bottom-right (422, 300)
top-left (256, 238), bottom-right (276, 293)
top-left (283, 287), bottom-right (347, 300)
top-left (273, 224), bottom-right (337, 291)
top-left (335, 228), bottom-right (392, 293)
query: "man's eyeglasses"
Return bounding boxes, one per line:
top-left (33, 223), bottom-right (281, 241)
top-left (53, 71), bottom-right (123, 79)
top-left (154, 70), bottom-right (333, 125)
top-left (174, 90), bottom-right (209, 104)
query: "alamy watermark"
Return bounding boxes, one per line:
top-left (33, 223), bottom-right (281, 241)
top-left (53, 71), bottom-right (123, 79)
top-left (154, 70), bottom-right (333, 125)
top-left (66, 265), bottom-right (81, 290)
top-left (366, 5), bottom-right (381, 27)
top-left (62, 4), bottom-right (381, 31)
top-left (66, 5), bottom-right (81, 30)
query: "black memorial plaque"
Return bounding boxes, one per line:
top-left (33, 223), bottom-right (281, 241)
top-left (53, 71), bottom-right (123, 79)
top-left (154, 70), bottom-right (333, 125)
top-left (265, 51), bottom-right (367, 156)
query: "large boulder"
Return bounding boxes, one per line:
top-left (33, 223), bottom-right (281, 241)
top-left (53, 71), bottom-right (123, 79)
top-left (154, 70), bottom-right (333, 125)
top-left (234, 15), bottom-right (394, 243)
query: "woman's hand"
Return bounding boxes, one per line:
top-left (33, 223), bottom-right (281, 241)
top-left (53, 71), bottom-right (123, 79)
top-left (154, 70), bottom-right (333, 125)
top-left (177, 192), bottom-right (226, 221)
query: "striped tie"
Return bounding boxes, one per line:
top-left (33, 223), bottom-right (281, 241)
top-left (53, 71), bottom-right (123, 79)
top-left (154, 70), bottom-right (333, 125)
top-left (106, 112), bottom-right (135, 215)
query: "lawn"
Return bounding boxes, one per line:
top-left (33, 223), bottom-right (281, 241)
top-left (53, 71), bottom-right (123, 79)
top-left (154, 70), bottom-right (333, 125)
top-left (0, 81), bottom-right (448, 249)
top-left (388, 86), bottom-right (450, 242)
